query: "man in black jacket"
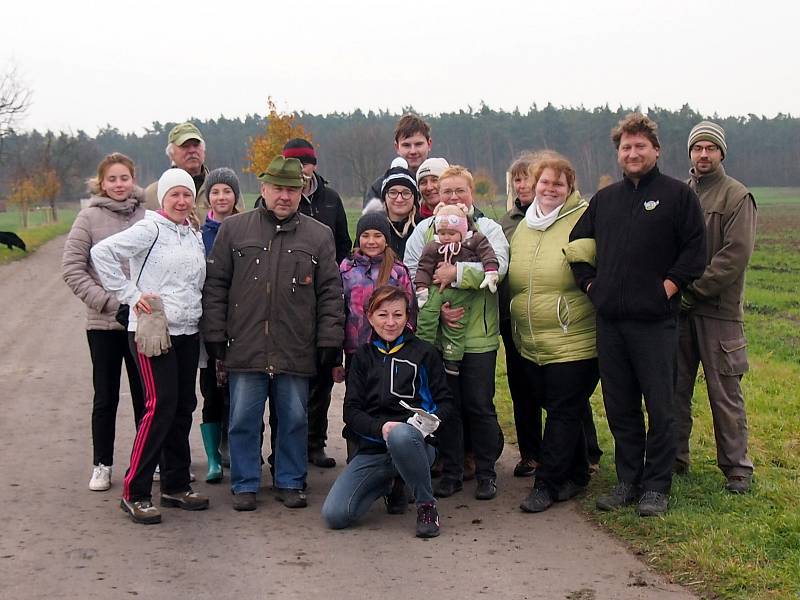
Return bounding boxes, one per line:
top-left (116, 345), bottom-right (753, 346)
top-left (569, 113), bottom-right (706, 517)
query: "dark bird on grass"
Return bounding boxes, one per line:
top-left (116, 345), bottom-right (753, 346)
top-left (0, 231), bottom-right (27, 251)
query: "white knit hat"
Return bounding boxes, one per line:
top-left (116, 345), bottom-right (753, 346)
top-left (416, 157), bottom-right (450, 184)
top-left (157, 168), bottom-right (196, 207)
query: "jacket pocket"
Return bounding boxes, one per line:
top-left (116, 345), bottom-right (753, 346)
top-left (288, 248), bottom-right (317, 289)
top-left (389, 358), bottom-right (418, 399)
top-left (715, 337), bottom-right (749, 376)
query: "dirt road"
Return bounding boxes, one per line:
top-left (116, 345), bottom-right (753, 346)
top-left (0, 237), bottom-right (696, 599)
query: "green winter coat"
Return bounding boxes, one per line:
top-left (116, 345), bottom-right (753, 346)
top-left (509, 192), bottom-right (596, 365)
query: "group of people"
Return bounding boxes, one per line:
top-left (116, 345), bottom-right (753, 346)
top-left (62, 110), bottom-right (757, 537)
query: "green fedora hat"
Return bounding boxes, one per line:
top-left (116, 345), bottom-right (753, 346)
top-left (168, 122), bottom-right (204, 146)
top-left (258, 155), bottom-right (304, 188)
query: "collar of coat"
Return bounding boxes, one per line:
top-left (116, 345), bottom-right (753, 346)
top-left (261, 208), bottom-right (301, 231)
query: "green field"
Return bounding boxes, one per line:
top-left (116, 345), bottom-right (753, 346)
top-left (0, 206), bottom-right (79, 264)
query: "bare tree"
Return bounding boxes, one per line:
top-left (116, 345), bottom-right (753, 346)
top-left (0, 65), bottom-right (32, 159)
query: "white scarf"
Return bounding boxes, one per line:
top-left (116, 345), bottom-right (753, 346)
top-left (525, 197), bottom-right (564, 231)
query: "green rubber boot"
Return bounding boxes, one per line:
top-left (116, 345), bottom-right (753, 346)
top-left (200, 423), bottom-right (223, 483)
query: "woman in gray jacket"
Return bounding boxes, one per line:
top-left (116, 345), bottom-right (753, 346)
top-left (63, 153), bottom-right (146, 492)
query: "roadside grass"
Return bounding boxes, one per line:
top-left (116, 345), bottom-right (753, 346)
top-left (495, 194), bottom-right (800, 600)
top-left (0, 207), bottom-right (78, 265)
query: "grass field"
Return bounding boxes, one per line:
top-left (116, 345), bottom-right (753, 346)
top-left (0, 206), bottom-right (79, 264)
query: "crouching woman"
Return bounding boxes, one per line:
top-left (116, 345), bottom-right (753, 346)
top-left (322, 285), bottom-right (453, 538)
top-left (91, 168), bottom-right (208, 524)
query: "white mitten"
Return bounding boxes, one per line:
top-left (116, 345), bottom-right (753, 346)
top-left (416, 287), bottom-right (430, 308)
top-left (406, 411), bottom-right (441, 437)
top-left (480, 271), bottom-right (499, 293)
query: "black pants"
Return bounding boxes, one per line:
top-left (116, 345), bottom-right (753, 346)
top-left (123, 333), bottom-right (199, 502)
top-left (522, 358), bottom-right (599, 494)
top-left (500, 321), bottom-right (542, 462)
top-left (438, 350), bottom-right (502, 482)
top-left (596, 315), bottom-right (678, 494)
top-left (307, 369), bottom-right (335, 451)
top-left (86, 330), bottom-right (145, 466)
top-left (199, 360), bottom-right (228, 424)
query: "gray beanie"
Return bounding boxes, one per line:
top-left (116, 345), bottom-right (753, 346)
top-left (356, 212), bottom-right (392, 245)
top-left (206, 167), bottom-right (241, 204)
top-left (688, 121), bottom-right (727, 160)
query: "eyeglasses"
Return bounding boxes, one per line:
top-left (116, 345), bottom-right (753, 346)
top-left (386, 189), bottom-right (414, 200)
top-left (439, 188), bottom-right (469, 198)
top-left (691, 143), bottom-right (720, 155)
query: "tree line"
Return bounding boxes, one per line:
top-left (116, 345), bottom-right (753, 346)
top-left (1, 103), bottom-right (798, 207)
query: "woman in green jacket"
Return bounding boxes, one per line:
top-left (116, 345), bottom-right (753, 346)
top-left (508, 155), bottom-right (600, 513)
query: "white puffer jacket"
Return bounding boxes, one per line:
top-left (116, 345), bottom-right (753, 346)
top-left (91, 210), bottom-right (206, 335)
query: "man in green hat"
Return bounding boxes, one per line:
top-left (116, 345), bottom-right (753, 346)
top-left (201, 155), bottom-right (344, 512)
top-left (144, 122), bottom-right (211, 225)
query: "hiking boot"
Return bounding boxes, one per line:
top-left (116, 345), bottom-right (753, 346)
top-left (475, 478), bottom-right (497, 500)
top-left (89, 464), bottom-right (111, 491)
top-left (308, 449), bottom-right (336, 469)
top-left (596, 482), bottom-right (640, 511)
top-left (520, 486), bottom-right (554, 513)
top-left (433, 478), bottom-right (463, 498)
top-left (513, 457), bottom-right (538, 478)
top-left (275, 488), bottom-right (308, 509)
top-left (232, 492), bottom-right (257, 511)
top-left (385, 476), bottom-right (408, 515)
top-left (120, 498), bottom-right (161, 524)
top-left (725, 474), bottom-right (752, 494)
top-left (555, 480), bottom-right (586, 502)
top-left (463, 452), bottom-right (476, 481)
top-left (638, 490), bottom-right (669, 517)
top-left (415, 502), bottom-right (440, 538)
top-left (160, 488), bottom-right (209, 511)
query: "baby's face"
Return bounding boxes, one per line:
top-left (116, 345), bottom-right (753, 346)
top-left (437, 228), bottom-right (462, 244)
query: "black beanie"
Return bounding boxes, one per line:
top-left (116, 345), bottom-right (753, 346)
top-left (205, 167), bottom-right (241, 204)
top-left (380, 158), bottom-right (419, 203)
top-left (356, 212), bottom-right (392, 244)
top-left (282, 138), bottom-right (317, 165)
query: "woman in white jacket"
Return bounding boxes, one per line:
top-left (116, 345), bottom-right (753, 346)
top-left (62, 153), bottom-right (145, 492)
top-left (92, 168), bottom-right (208, 525)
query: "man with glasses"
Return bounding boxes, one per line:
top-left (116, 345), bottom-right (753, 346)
top-left (674, 121), bottom-right (757, 494)
top-left (404, 166), bottom-right (509, 501)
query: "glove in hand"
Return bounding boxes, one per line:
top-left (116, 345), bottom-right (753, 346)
top-left (135, 296), bottom-right (171, 357)
top-left (318, 347), bottom-right (342, 371)
top-left (406, 411), bottom-right (441, 437)
top-left (680, 290), bottom-right (697, 313)
top-left (480, 271), bottom-right (499, 293)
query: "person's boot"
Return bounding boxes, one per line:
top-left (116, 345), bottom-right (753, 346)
top-left (200, 422), bottom-right (223, 483)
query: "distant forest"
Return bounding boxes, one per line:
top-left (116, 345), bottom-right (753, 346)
top-left (1, 103), bottom-right (798, 204)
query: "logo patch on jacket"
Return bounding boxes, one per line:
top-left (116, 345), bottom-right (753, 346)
top-left (644, 200), bottom-right (660, 211)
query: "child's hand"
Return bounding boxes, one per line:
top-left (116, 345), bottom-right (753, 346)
top-left (480, 271), bottom-right (499, 293)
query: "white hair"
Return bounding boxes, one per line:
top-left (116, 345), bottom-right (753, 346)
top-left (165, 139), bottom-right (206, 161)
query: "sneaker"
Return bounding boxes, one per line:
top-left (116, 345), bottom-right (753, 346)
top-left (475, 478), bottom-right (497, 500)
top-left (160, 488), bottom-right (209, 511)
top-left (520, 487), bottom-right (554, 513)
top-left (513, 457), bottom-right (538, 478)
top-left (89, 464), bottom-right (112, 491)
top-left (385, 476), bottom-right (408, 515)
top-left (596, 482), bottom-right (640, 511)
top-left (415, 502), bottom-right (440, 538)
top-left (232, 492), bottom-right (257, 511)
top-left (637, 490), bottom-right (669, 517)
top-left (433, 478), bottom-right (463, 498)
top-left (275, 488), bottom-right (308, 509)
top-left (725, 474), bottom-right (752, 494)
top-left (463, 452), bottom-right (476, 481)
top-left (555, 480), bottom-right (585, 502)
top-left (308, 449), bottom-right (336, 469)
top-left (120, 498), bottom-right (161, 524)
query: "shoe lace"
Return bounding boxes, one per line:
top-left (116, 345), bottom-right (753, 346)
top-left (418, 503), bottom-right (437, 524)
top-left (137, 500), bottom-right (155, 511)
top-left (640, 490), bottom-right (663, 503)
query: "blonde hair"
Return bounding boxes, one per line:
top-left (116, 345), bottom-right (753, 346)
top-left (439, 165), bottom-right (474, 191)
top-left (87, 153), bottom-right (136, 196)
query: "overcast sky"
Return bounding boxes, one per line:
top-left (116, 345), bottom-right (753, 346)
top-left (3, 0), bottom-right (798, 135)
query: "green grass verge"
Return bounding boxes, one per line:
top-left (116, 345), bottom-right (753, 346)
top-left (494, 197), bottom-right (800, 599)
top-left (0, 208), bottom-right (78, 264)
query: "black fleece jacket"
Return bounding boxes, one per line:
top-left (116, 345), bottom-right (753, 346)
top-left (569, 166), bottom-right (706, 320)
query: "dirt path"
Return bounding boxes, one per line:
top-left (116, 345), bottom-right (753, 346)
top-left (0, 236), bottom-right (696, 599)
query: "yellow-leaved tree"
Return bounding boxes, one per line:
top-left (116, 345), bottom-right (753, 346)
top-left (245, 97), bottom-right (312, 175)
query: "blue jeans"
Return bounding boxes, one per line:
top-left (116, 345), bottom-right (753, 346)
top-left (228, 372), bottom-right (309, 493)
top-left (322, 424), bottom-right (436, 529)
